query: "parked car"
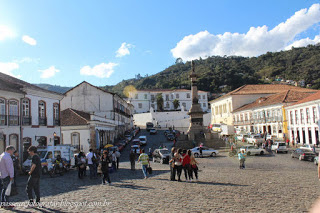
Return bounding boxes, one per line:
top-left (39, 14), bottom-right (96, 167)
top-left (125, 135), bottom-right (133, 142)
top-left (131, 145), bottom-right (141, 155)
top-left (314, 155), bottom-right (319, 165)
top-left (299, 144), bottom-right (320, 152)
top-left (246, 135), bottom-right (264, 145)
top-left (190, 146), bottom-right (219, 158)
top-left (237, 134), bottom-right (249, 142)
top-left (139, 136), bottom-right (147, 146)
top-left (271, 142), bottom-right (288, 153)
top-left (132, 139), bottom-right (140, 146)
top-left (291, 148), bottom-right (316, 161)
top-left (167, 134), bottom-right (175, 141)
top-left (152, 149), bottom-right (170, 164)
top-left (164, 130), bottom-right (171, 136)
top-left (240, 145), bottom-right (265, 156)
top-left (150, 129), bottom-right (157, 135)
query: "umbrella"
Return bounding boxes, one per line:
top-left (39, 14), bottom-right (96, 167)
top-left (104, 144), bottom-right (113, 148)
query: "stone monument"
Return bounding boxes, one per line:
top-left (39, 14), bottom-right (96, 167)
top-left (187, 61), bottom-right (205, 140)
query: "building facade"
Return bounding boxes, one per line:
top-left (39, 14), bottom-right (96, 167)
top-left (286, 91), bottom-right (320, 145)
top-left (60, 81), bottom-right (134, 152)
top-left (128, 89), bottom-right (209, 114)
top-left (210, 84), bottom-right (316, 126)
top-left (0, 72), bottom-right (64, 162)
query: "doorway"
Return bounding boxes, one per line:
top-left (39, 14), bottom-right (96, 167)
top-left (302, 128), bottom-right (306, 144)
top-left (308, 128), bottom-right (312, 144)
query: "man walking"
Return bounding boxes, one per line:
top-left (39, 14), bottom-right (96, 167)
top-left (0, 146), bottom-right (15, 209)
top-left (111, 151), bottom-right (117, 171)
top-left (86, 149), bottom-right (97, 179)
top-left (138, 149), bottom-right (150, 179)
top-left (129, 150), bottom-right (136, 171)
top-left (115, 150), bottom-right (121, 170)
top-left (26, 146), bottom-right (41, 207)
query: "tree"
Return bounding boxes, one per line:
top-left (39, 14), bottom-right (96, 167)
top-left (156, 93), bottom-right (164, 111)
top-left (172, 99), bottom-right (180, 110)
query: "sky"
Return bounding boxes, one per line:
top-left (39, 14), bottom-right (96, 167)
top-left (0, 0), bottom-right (320, 87)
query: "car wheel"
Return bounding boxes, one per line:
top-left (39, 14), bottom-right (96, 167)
top-left (247, 152), bottom-right (251, 156)
top-left (211, 152), bottom-right (216, 157)
top-left (194, 153), bottom-right (199, 158)
top-left (299, 155), bottom-right (303, 161)
top-left (260, 151), bottom-right (264, 155)
top-left (42, 166), bottom-right (48, 175)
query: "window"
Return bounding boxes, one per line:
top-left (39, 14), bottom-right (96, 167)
top-left (165, 102), bottom-right (170, 108)
top-left (290, 111), bottom-right (293, 125)
top-left (313, 107), bottom-right (318, 123)
top-left (0, 99), bottom-right (5, 125)
top-left (135, 94), bottom-right (138, 99)
top-left (22, 99), bottom-right (30, 117)
top-left (300, 109), bottom-right (304, 124)
top-left (39, 101), bottom-right (46, 118)
top-left (144, 94), bottom-right (147, 99)
top-left (9, 100), bottom-right (18, 126)
top-left (203, 95), bottom-right (205, 99)
top-left (182, 102), bottom-right (186, 108)
top-left (295, 110), bottom-right (298, 125)
top-left (151, 104), bottom-right (155, 109)
top-left (202, 103), bottom-right (206, 108)
top-left (71, 132), bottom-right (80, 147)
top-left (215, 106), bottom-right (218, 115)
top-left (240, 114), bottom-right (243, 121)
top-left (176, 94), bottom-right (179, 99)
top-left (171, 94), bottom-right (173, 99)
top-left (229, 103), bottom-right (232, 113)
top-left (306, 108), bottom-right (310, 124)
top-left (151, 95), bottom-right (155, 100)
top-left (187, 93), bottom-right (190, 98)
top-left (198, 95), bottom-right (201, 100)
top-left (166, 94), bottom-right (169, 101)
top-left (138, 103), bottom-right (142, 108)
top-left (245, 113), bottom-right (248, 121)
top-left (53, 104), bottom-right (59, 120)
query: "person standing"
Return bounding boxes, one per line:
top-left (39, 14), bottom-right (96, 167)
top-left (86, 149), bottom-right (97, 179)
top-left (199, 146), bottom-right (203, 158)
top-left (169, 147), bottom-right (176, 181)
top-left (115, 150), bottom-right (121, 170)
top-left (238, 150), bottom-right (246, 169)
top-left (26, 146), bottom-right (41, 207)
top-left (101, 151), bottom-right (111, 185)
top-left (129, 150), bottom-right (136, 171)
top-left (111, 151), bottom-right (117, 172)
top-left (189, 150), bottom-right (198, 181)
top-left (138, 149), bottom-right (150, 179)
top-left (0, 146), bottom-right (15, 209)
top-left (174, 149), bottom-right (183, 182)
top-left (12, 150), bottom-right (20, 187)
top-left (77, 152), bottom-right (86, 179)
top-left (181, 149), bottom-right (191, 182)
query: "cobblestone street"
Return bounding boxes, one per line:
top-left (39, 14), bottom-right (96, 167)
top-left (6, 130), bottom-right (320, 212)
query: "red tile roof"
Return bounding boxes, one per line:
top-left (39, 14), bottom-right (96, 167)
top-left (61, 108), bottom-right (90, 126)
top-left (233, 90), bottom-right (315, 112)
top-left (289, 90), bottom-right (320, 106)
top-left (136, 89), bottom-right (208, 93)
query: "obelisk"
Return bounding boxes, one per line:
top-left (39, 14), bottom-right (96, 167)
top-left (187, 61), bottom-right (204, 140)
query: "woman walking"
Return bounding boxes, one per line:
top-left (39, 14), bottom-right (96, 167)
top-left (238, 150), bottom-right (246, 169)
top-left (174, 149), bottom-right (183, 182)
top-left (181, 149), bottom-right (191, 182)
top-left (77, 152), bottom-right (86, 179)
top-left (101, 151), bottom-right (111, 185)
top-left (189, 150), bottom-right (198, 181)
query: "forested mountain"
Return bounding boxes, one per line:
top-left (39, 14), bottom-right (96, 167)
top-left (37, 44), bottom-right (320, 96)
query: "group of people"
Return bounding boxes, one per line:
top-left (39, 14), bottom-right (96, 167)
top-left (76, 148), bottom-right (122, 185)
top-left (0, 145), bottom-right (42, 209)
top-left (169, 148), bottom-right (199, 182)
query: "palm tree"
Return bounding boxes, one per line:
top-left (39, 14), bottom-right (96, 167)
top-left (172, 99), bottom-right (180, 110)
top-left (156, 93), bottom-right (164, 111)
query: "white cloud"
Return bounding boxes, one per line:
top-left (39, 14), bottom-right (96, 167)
top-left (116, 42), bottom-right (134, 57)
top-left (0, 62), bottom-right (21, 78)
top-left (39, 66), bottom-right (60, 79)
top-left (80, 62), bottom-right (118, 78)
top-left (13, 57), bottom-right (40, 64)
top-left (171, 3), bottom-right (320, 60)
top-left (285, 35), bottom-right (320, 50)
top-left (22, 35), bottom-right (37, 46)
top-left (0, 25), bottom-right (15, 41)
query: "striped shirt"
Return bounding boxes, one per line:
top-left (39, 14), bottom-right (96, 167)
top-left (138, 153), bottom-right (149, 165)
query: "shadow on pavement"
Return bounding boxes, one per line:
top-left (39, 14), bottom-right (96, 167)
top-left (153, 178), bottom-right (249, 187)
top-left (111, 183), bottom-right (154, 191)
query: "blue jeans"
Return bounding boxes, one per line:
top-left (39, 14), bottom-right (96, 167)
top-left (141, 164), bottom-right (148, 178)
top-left (0, 176), bottom-right (10, 206)
top-left (89, 164), bottom-right (97, 178)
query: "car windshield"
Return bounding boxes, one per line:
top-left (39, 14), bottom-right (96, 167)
top-left (140, 138), bottom-right (146, 141)
top-left (38, 151), bottom-right (47, 159)
top-left (160, 150), bottom-right (170, 155)
top-left (279, 143), bottom-right (286, 146)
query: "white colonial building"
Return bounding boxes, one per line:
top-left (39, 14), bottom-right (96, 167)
top-left (128, 89), bottom-right (209, 114)
top-left (0, 72), bottom-right (64, 162)
top-left (232, 90), bottom-right (315, 139)
top-left (286, 91), bottom-right (320, 145)
top-left (210, 84), bottom-right (316, 126)
top-left (60, 81), bottom-right (134, 153)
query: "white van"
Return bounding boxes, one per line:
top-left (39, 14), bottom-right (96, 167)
top-left (139, 136), bottom-right (147, 146)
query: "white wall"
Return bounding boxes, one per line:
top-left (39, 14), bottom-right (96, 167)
top-left (62, 127), bottom-right (91, 153)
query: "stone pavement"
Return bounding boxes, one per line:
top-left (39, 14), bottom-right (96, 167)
top-left (5, 151), bottom-right (320, 213)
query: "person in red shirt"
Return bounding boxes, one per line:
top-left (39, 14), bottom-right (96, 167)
top-left (181, 149), bottom-right (191, 182)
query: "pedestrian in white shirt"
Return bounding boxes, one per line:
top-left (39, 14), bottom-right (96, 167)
top-left (115, 151), bottom-right (121, 170)
top-left (111, 151), bottom-right (117, 171)
top-left (86, 149), bottom-right (97, 179)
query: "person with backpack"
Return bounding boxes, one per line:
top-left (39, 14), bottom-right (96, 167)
top-left (86, 149), bottom-right (97, 179)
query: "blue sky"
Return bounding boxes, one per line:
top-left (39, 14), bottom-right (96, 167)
top-left (0, 0), bottom-right (320, 87)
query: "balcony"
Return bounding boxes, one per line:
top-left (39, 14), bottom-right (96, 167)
top-left (8, 115), bottom-right (19, 126)
top-left (22, 117), bottom-right (32, 125)
top-left (39, 117), bottom-right (47, 126)
top-left (0, 115), bottom-right (7, 126)
top-left (54, 119), bottom-right (60, 126)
